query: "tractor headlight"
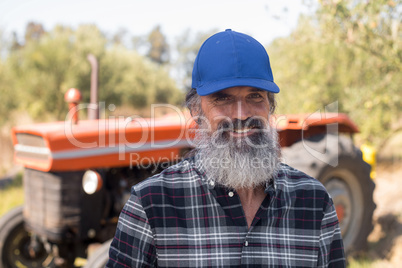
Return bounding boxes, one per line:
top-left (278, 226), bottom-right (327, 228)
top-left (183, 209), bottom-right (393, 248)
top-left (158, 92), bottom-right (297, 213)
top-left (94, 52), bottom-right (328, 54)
top-left (82, 170), bottom-right (103, 195)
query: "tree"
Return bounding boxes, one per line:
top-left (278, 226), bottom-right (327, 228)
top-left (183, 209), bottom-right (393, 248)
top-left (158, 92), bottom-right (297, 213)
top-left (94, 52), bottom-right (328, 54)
top-left (0, 58), bottom-right (16, 125)
top-left (100, 45), bottom-right (181, 109)
top-left (10, 32), bottom-right (21, 51)
top-left (269, 0), bottom-right (401, 147)
top-left (317, 0), bottom-right (401, 146)
top-left (174, 29), bottom-right (218, 91)
top-left (3, 23), bottom-right (182, 123)
top-left (147, 25), bottom-right (169, 64)
top-left (111, 28), bottom-right (128, 46)
top-left (318, 0), bottom-right (400, 71)
top-left (24, 22), bottom-right (45, 43)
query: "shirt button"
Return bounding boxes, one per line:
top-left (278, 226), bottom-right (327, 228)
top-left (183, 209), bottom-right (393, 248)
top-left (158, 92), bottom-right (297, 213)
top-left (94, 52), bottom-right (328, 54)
top-left (228, 191), bottom-right (234, 197)
top-left (245, 241), bottom-right (249, 247)
top-left (209, 181), bottom-right (215, 187)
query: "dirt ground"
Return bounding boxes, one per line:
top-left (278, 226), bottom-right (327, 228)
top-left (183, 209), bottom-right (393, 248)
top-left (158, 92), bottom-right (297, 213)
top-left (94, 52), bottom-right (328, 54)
top-left (361, 162), bottom-right (402, 267)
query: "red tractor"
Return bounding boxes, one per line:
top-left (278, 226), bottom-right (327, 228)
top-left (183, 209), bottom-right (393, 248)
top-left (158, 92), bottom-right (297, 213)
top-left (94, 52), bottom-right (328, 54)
top-left (0, 69), bottom-right (375, 267)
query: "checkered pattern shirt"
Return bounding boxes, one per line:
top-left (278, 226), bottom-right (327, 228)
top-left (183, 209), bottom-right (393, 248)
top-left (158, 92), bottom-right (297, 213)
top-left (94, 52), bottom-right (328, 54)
top-left (107, 156), bottom-right (345, 267)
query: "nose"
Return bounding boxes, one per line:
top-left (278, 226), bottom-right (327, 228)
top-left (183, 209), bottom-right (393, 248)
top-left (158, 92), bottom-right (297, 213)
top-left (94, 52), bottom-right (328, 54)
top-left (231, 100), bottom-right (252, 121)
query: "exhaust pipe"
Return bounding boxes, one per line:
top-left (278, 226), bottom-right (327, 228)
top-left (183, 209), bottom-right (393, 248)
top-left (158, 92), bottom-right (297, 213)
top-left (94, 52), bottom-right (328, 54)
top-left (87, 54), bottom-right (99, 120)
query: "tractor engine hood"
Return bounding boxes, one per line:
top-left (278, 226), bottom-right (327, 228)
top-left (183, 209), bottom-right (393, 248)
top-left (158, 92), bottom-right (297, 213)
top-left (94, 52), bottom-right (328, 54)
top-left (12, 115), bottom-right (194, 172)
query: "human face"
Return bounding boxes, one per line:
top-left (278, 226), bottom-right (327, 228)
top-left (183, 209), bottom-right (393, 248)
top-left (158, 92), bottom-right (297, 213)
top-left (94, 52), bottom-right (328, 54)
top-left (194, 86), bottom-right (280, 189)
top-left (199, 86), bottom-right (271, 138)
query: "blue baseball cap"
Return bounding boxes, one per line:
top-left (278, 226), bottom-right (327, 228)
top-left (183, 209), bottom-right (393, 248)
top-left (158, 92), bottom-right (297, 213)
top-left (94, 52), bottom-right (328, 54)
top-left (192, 29), bottom-right (280, 96)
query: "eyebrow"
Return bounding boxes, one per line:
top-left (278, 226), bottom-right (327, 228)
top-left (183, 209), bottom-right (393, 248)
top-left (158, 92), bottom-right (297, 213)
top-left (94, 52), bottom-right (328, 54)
top-left (210, 91), bottom-right (230, 98)
top-left (250, 88), bottom-right (264, 92)
top-left (209, 88), bottom-right (265, 99)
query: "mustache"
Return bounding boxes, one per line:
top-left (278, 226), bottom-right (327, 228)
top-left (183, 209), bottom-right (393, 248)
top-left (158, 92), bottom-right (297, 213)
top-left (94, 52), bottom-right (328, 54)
top-left (217, 118), bottom-right (266, 131)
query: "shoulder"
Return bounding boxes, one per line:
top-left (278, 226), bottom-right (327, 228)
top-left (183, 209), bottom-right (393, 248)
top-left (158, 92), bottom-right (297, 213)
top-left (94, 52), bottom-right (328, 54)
top-left (276, 163), bottom-right (328, 196)
top-left (275, 163), bottom-right (335, 218)
top-left (132, 157), bottom-right (203, 198)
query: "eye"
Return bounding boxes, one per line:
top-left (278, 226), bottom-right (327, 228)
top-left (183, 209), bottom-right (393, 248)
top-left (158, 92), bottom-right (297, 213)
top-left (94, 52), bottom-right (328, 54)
top-left (216, 96), bottom-right (230, 101)
top-left (248, 93), bottom-right (264, 100)
top-left (214, 95), bottom-right (232, 103)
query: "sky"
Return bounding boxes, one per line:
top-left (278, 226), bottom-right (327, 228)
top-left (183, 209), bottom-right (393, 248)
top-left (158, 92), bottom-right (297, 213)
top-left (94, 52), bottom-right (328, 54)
top-left (0, 0), bottom-right (316, 46)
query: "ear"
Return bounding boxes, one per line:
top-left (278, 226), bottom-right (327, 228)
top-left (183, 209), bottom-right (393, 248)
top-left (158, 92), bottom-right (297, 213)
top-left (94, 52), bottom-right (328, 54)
top-left (191, 109), bottom-right (202, 125)
top-left (186, 89), bottom-right (203, 125)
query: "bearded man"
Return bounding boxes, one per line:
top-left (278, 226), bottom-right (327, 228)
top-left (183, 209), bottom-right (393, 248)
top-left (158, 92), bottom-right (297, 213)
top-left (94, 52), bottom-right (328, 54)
top-left (107, 29), bottom-right (345, 267)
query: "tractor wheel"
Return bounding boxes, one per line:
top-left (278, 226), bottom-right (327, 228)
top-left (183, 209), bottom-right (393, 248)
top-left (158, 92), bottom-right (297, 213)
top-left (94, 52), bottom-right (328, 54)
top-left (281, 134), bottom-right (376, 254)
top-left (0, 206), bottom-right (55, 268)
top-left (84, 239), bottom-right (112, 268)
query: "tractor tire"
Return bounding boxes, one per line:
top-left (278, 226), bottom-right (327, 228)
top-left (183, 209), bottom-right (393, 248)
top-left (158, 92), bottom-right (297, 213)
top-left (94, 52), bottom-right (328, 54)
top-left (281, 134), bottom-right (376, 255)
top-left (0, 206), bottom-right (56, 268)
top-left (84, 239), bottom-right (112, 268)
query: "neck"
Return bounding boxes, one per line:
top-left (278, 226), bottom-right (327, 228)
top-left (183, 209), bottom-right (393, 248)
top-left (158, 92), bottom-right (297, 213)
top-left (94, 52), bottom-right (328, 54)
top-left (236, 185), bottom-right (266, 228)
top-left (236, 185), bottom-right (265, 204)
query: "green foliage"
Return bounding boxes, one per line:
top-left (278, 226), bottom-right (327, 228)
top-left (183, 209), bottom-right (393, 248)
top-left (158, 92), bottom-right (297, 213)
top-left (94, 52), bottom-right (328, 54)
top-left (9, 25), bottom-right (77, 118)
top-left (347, 257), bottom-right (373, 268)
top-left (270, 0), bottom-right (401, 147)
top-left (0, 29), bottom-right (16, 124)
top-left (100, 45), bottom-right (181, 109)
top-left (147, 25), bottom-right (170, 65)
top-left (0, 60), bottom-right (17, 125)
top-left (0, 173), bottom-right (23, 218)
top-left (174, 29), bottom-right (218, 91)
top-left (24, 22), bottom-right (45, 43)
top-left (2, 23), bottom-right (182, 123)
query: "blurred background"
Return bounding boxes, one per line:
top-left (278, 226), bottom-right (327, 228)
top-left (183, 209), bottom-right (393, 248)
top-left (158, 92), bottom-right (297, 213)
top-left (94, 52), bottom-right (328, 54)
top-left (0, 0), bottom-right (401, 267)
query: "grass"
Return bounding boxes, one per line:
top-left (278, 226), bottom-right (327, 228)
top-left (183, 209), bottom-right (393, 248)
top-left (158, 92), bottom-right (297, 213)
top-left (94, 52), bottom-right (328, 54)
top-left (0, 173), bottom-right (24, 218)
top-left (347, 257), bottom-right (396, 268)
top-left (348, 257), bottom-right (374, 268)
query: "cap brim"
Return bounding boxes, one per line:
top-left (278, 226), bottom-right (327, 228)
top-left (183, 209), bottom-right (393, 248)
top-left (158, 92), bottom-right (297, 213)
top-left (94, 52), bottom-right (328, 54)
top-left (196, 78), bottom-right (280, 96)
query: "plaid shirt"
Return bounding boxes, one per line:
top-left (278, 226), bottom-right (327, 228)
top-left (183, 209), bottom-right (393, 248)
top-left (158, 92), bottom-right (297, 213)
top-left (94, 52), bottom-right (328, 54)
top-left (107, 156), bottom-right (345, 267)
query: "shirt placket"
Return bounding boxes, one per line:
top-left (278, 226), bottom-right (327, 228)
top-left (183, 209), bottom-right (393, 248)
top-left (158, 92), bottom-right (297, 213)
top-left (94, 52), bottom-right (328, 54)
top-left (210, 185), bottom-right (248, 227)
top-left (241, 183), bottom-right (276, 267)
top-left (207, 183), bottom-right (248, 263)
top-left (221, 188), bottom-right (253, 267)
top-left (209, 184), bottom-right (271, 266)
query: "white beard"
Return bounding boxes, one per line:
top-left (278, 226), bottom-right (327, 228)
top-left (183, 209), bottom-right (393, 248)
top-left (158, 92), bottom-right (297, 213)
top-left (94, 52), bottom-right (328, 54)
top-left (194, 118), bottom-right (281, 190)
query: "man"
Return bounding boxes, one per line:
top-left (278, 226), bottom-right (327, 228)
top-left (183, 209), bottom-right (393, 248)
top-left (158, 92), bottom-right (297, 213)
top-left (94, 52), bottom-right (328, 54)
top-left (107, 29), bottom-right (345, 267)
